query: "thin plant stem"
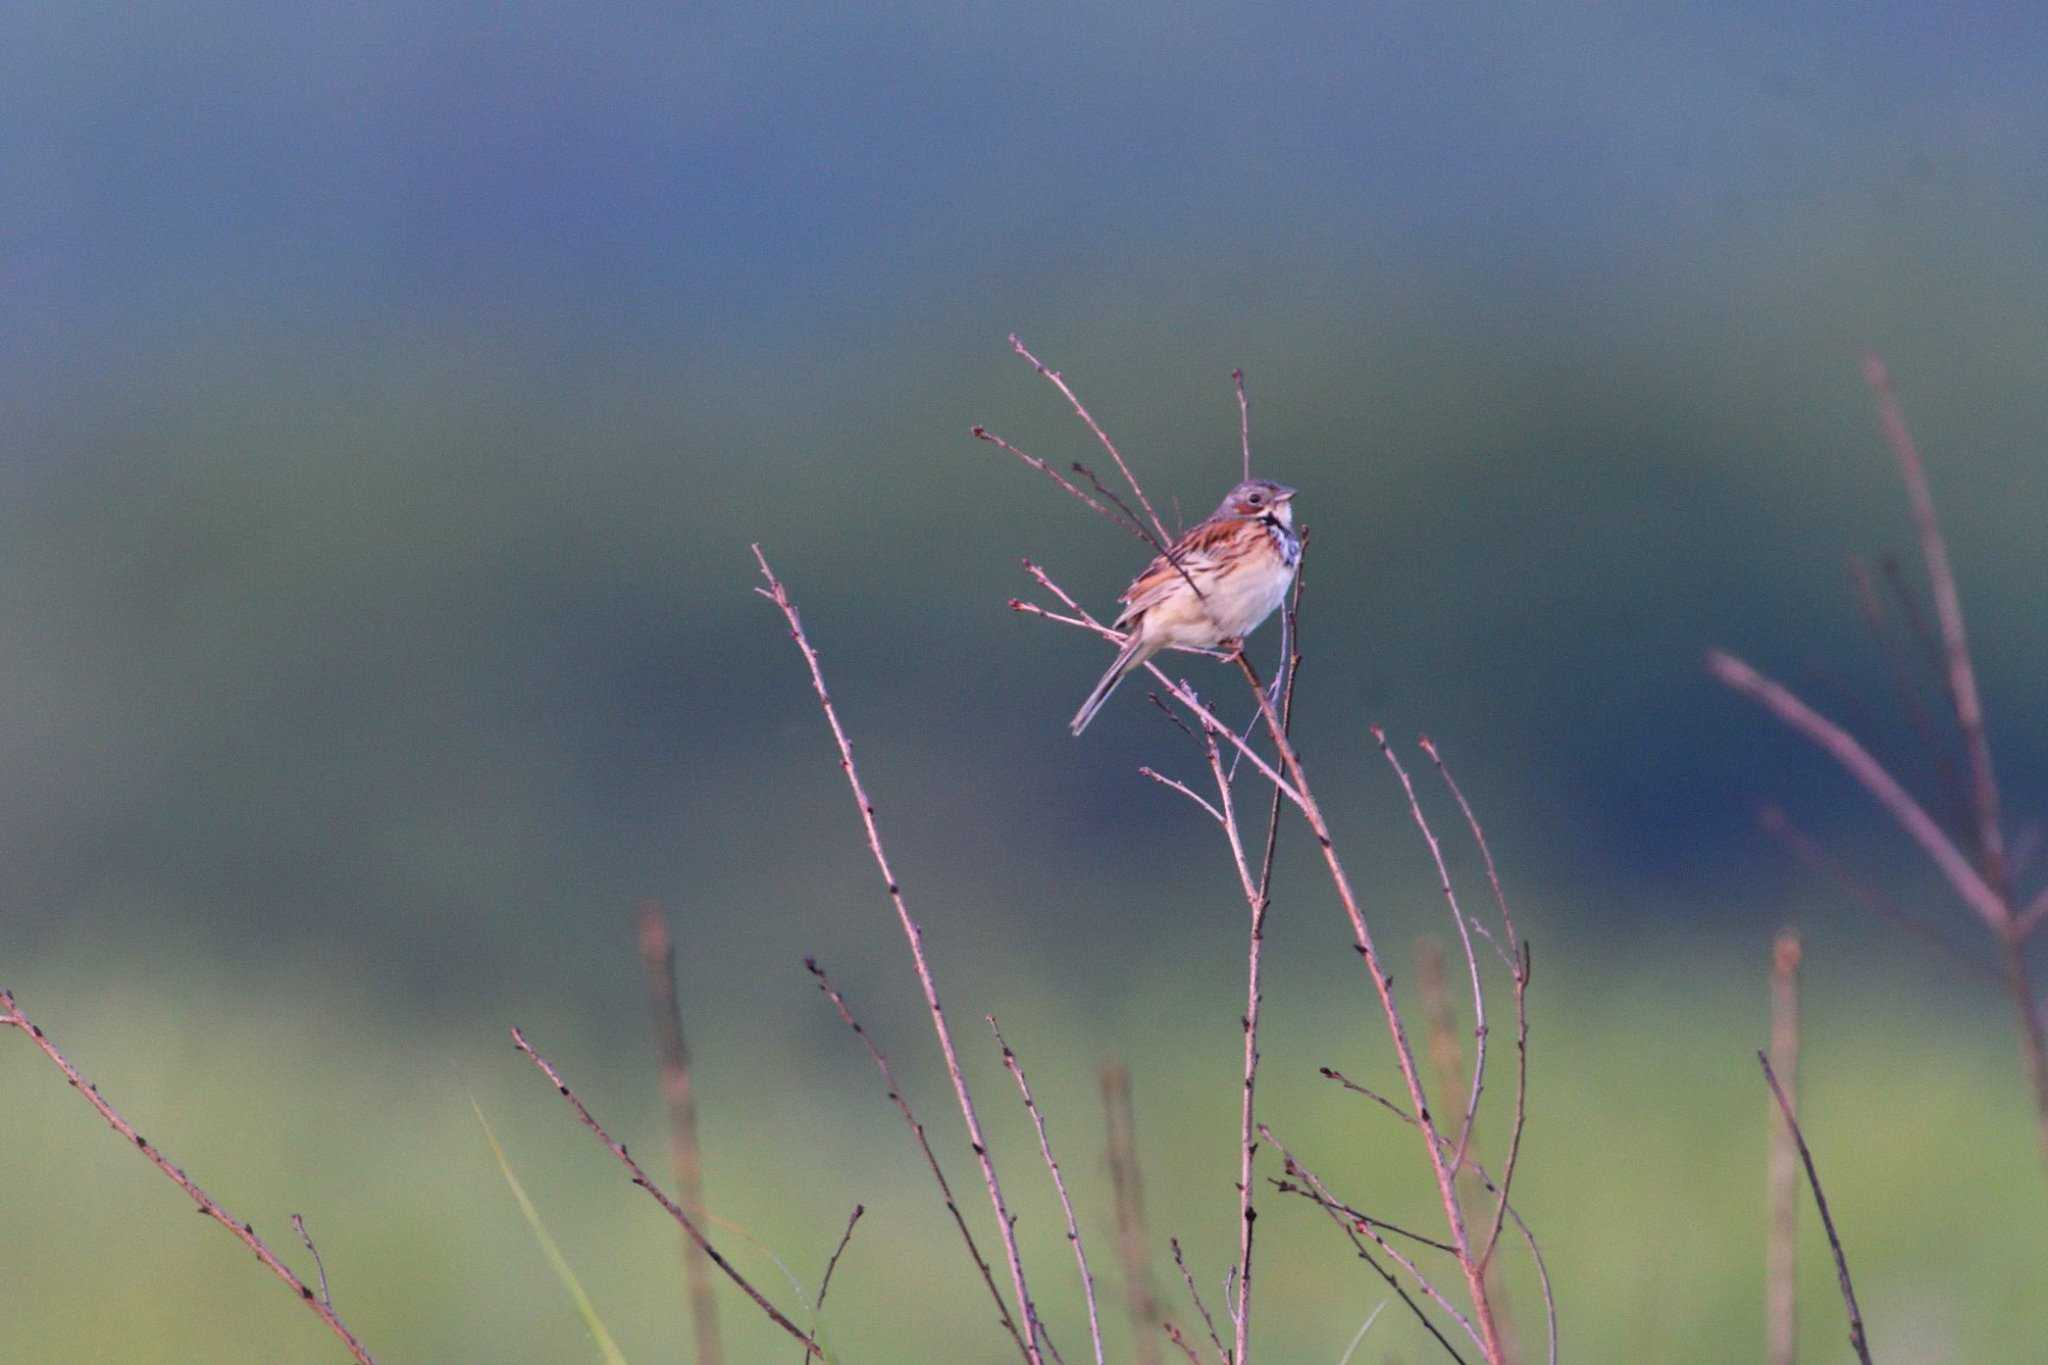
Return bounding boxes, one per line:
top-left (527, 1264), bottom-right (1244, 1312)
top-left (1266, 1180), bottom-right (1458, 1253)
top-left (1009, 333), bottom-right (1172, 546)
top-left (1710, 646), bottom-right (2048, 1160)
top-left (1232, 651), bottom-right (1508, 1363)
top-left (1707, 650), bottom-right (2004, 931)
top-left (1758, 1051), bottom-right (1873, 1365)
top-left (1759, 806), bottom-right (1997, 985)
top-left (804, 957), bottom-right (1030, 1357)
top-left (754, 546), bottom-right (1045, 1363)
top-left (1420, 738), bottom-right (1534, 1275)
top-left (636, 901), bottom-right (725, 1365)
top-left (991, 1018), bottom-right (1106, 1365)
top-left (1163, 1321), bottom-right (1205, 1364)
top-left (1766, 930), bottom-right (1802, 1365)
top-left (509, 1026), bottom-right (822, 1357)
top-left (1864, 355), bottom-right (2006, 893)
top-left (1375, 728), bottom-right (1488, 1179)
top-left (1168, 1238), bottom-right (1227, 1365)
top-left (1233, 369), bottom-right (1251, 483)
top-left (1197, 717), bottom-right (1261, 1365)
top-left (1100, 1063), bottom-right (1163, 1365)
top-left (0, 991), bottom-right (376, 1365)
top-left (1320, 1067), bottom-right (1558, 1365)
top-left (290, 1214), bottom-right (333, 1309)
top-left (801, 1204), bottom-right (865, 1365)
top-left (1258, 1126), bottom-right (1473, 1364)
top-left (972, 425), bottom-right (1148, 545)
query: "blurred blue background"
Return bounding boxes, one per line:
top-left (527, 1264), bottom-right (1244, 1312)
top-left (6, 2), bottom-right (2046, 1360)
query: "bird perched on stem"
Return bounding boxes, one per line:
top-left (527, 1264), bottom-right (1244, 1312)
top-left (1070, 479), bottom-right (1299, 735)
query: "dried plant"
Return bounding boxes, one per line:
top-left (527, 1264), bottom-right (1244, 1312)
top-left (1765, 930), bottom-right (1802, 1365)
top-left (1759, 1050), bottom-right (1872, 1365)
top-left (635, 900), bottom-right (725, 1364)
top-left (1710, 356), bottom-right (2048, 1165)
top-left (0, 989), bottom-right (378, 1365)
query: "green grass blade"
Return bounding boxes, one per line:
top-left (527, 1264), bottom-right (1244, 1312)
top-left (472, 1099), bottom-right (631, 1365)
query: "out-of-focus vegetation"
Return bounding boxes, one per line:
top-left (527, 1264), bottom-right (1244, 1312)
top-left (7, 1), bottom-right (2048, 1360)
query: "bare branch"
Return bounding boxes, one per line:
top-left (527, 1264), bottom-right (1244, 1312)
top-left (801, 1202), bottom-right (865, 1364)
top-left (290, 1214), bottom-right (332, 1310)
top-left (1765, 930), bottom-right (1801, 1365)
top-left (636, 901), bottom-right (724, 1365)
top-left (1100, 1064), bottom-right (1163, 1365)
top-left (1139, 766), bottom-right (1225, 825)
top-left (1759, 806), bottom-right (1999, 985)
top-left (1865, 355), bottom-right (2007, 894)
top-left (753, 546), bottom-right (1044, 1363)
top-left (1320, 1066), bottom-right (1558, 1365)
top-left (1258, 1126), bottom-right (1474, 1363)
top-left (1375, 730), bottom-right (1488, 1180)
top-left (972, 425), bottom-right (1150, 546)
top-left (1266, 1180), bottom-right (1457, 1254)
top-left (992, 1019), bottom-right (1105, 1365)
top-left (1162, 1321), bottom-right (1206, 1364)
top-left (1231, 652), bottom-right (1508, 1362)
top-left (1758, 1050), bottom-right (1873, 1365)
top-left (0, 990), bottom-right (376, 1365)
top-left (1168, 1238), bottom-right (1228, 1365)
top-left (1233, 369), bottom-right (1251, 484)
top-left (1707, 649), bottom-right (2007, 932)
top-left (805, 958), bottom-right (1030, 1358)
top-left (1009, 333), bottom-right (1172, 546)
top-left (509, 1026), bottom-right (821, 1356)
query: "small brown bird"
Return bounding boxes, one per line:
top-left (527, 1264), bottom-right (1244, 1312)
top-left (1070, 479), bottom-right (1300, 735)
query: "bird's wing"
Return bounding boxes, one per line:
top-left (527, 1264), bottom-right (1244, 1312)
top-left (1113, 518), bottom-right (1239, 625)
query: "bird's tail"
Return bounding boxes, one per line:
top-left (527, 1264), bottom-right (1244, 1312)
top-left (1070, 632), bottom-right (1149, 736)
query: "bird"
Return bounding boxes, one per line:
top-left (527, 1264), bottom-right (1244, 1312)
top-left (1069, 478), bottom-right (1300, 736)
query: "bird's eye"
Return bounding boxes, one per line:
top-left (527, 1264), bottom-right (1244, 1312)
top-left (1248, 492), bottom-right (1264, 505)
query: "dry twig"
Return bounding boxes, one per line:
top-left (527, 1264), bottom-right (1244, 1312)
top-left (0, 990), bottom-right (376, 1365)
top-left (1758, 1051), bottom-right (1872, 1365)
top-left (1099, 1063), bottom-right (1163, 1365)
top-left (1765, 931), bottom-right (1801, 1365)
top-left (754, 547), bottom-right (1045, 1362)
top-left (804, 957), bottom-right (1029, 1356)
top-left (509, 1025), bottom-right (822, 1356)
top-left (1259, 1127), bottom-right (1472, 1364)
top-left (992, 1018), bottom-right (1106, 1365)
top-left (636, 901), bottom-right (724, 1365)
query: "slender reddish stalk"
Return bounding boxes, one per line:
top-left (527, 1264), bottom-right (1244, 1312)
top-left (0, 990), bottom-right (376, 1365)
top-left (1232, 653), bottom-right (1507, 1363)
top-left (753, 547), bottom-right (1045, 1363)
top-left (1263, 1125), bottom-right (1481, 1360)
top-left (1765, 930), bottom-right (1802, 1365)
top-left (1707, 651), bottom-right (2004, 930)
top-left (992, 1018), bottom-right (1105, 1365)
top-left (510, 1026), bottom-right (822, 1356)
top-left (1865, 356), bottom-right (2007, 890)
top-left (636, 902), bottom-right (724, 1365)
top-left (1199, 721), bottom-right (1262, 1365)
top-left (1710, 647), bottom-right (2048, 1158)
top-left (806, 959), bottom-right (1029, 1356)
top-left (1759, 1052), bottom-right (1872, 1365)
top-left (1168, 1238), bottom-right (1227, 1364)
top-left (1420, 739), bottom-right (1533, 1276)
top-left (1099, 1063), bottom-right (1163, 1365)
top-left (1009, 333), bottom-right (1172, 546)
top-left (1375, 729), bottom-right (1488, 1178)
top-left (1319, 1067), bottom-right (1557, 1365)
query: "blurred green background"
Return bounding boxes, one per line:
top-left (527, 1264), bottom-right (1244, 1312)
top-left (6, 2), bottom-right (2046, 1360)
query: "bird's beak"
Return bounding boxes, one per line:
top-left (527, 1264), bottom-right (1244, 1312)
top-left (1271, 483), bottom-right (1298, 501)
